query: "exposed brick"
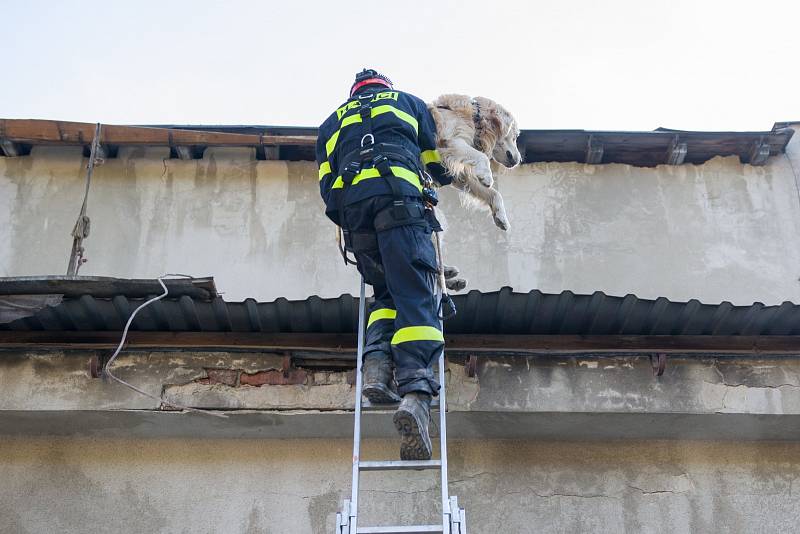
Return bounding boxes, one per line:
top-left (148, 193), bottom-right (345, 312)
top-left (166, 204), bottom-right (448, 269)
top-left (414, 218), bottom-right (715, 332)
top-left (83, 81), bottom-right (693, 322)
top-left (205, 368), bottom-right (240, 386)
top-left (240, 368), bottom-right (308, 386)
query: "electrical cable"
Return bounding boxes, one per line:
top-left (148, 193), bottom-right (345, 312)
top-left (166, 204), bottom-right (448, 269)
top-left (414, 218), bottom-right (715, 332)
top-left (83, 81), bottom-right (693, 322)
top-left (103, 274), bottom-right (228, 419)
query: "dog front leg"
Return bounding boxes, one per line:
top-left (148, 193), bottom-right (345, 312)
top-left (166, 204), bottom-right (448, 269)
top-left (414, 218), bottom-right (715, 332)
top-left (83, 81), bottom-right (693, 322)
top-left (440, 139), bottom-right (494, 188)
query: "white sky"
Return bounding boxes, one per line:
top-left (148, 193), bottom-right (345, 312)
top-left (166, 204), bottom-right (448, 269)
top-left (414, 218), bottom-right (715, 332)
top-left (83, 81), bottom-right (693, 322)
top-left (3, 0), bottom-right (799, 131)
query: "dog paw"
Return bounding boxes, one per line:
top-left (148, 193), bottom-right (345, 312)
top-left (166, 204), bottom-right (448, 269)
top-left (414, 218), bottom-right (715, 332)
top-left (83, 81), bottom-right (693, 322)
top-left (446, 278), bottom-right (468, 292)
top-left (442, 265), bottom-right (460, 279)
top-left (493, 212), bottom-right (510, 231)
top-left (477, 169), bottom-right (494, 188)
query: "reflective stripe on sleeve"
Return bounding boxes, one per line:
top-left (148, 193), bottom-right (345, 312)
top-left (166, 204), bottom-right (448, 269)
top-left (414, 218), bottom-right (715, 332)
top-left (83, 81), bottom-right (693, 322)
top-left (368, 308), bottom-right (397, 329)
top-left (325, 130), bottom-right (341, 157)
top-left (421, 149), bottom-right (441, 166)
top-left (318, 161), bottom-right (332, 180)
top-left (391, 326), bottom-right (444, 345)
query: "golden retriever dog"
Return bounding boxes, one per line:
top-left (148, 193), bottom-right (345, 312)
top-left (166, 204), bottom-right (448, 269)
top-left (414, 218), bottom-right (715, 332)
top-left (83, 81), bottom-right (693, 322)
top-left (427, 94), bottom-right (521, 291)
top-left (429, 94), bottom-right (521, 231)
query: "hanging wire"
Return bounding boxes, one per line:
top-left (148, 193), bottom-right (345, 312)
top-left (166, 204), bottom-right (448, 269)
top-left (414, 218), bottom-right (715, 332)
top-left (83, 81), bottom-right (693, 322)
top-left (103, 274), bottom-right (228, 419)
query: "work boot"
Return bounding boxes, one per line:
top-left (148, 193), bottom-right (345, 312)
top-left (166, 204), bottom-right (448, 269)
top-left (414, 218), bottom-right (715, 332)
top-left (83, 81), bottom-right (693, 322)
top-left (393, 392), bottom-right (432, 461)
top-left (362, 353), bottom-right (401, 403)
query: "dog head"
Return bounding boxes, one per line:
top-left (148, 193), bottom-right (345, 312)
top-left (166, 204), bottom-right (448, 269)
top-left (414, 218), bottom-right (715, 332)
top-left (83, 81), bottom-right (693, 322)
top-left (487, 102), bottom-right (521, 168)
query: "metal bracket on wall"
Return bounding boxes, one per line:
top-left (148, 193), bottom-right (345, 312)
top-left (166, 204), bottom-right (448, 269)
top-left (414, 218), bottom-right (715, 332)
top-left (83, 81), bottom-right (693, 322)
top-left (666, 135), bottom-right (688, 165)
top-left (749, 138), bottom-right (771, 166)
top-left (88, 353), bottom-right (108, 378)
top-left (465, 355), bottom-right (478, 377)
top-left (585, 135), bottom-right (604, 164)
top-left (649, 353), bottom-right (667, 377)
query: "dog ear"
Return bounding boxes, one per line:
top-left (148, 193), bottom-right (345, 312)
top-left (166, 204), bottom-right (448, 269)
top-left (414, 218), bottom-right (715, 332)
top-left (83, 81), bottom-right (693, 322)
top-left (488, 108), bottom-right (507, 136)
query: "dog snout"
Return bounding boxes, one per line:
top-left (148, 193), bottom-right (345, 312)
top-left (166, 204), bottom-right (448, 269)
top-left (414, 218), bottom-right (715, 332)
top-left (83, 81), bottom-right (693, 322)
top-left (506, 150), bottom-right (518, 166)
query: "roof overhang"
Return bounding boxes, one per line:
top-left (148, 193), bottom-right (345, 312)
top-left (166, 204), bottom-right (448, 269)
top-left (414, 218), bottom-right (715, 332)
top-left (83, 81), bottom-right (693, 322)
top-left (0, 118), bottom-right (794, 167)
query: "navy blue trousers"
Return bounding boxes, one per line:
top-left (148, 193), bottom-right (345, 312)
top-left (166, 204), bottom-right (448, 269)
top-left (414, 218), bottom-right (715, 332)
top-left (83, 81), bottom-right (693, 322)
top-left (343, 195), bottom-right (443, 396)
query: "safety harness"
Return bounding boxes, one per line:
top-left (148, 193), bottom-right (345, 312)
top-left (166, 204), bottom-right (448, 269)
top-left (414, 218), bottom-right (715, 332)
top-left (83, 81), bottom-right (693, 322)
top-left (337, 91), bottom-right (436, 256)
top-left (335, 90), bottom-right (456, 319)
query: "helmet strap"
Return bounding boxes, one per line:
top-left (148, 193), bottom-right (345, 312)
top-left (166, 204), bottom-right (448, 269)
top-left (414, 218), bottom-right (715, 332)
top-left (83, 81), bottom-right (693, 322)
top-left (350, 78), bottom-right (392, 97)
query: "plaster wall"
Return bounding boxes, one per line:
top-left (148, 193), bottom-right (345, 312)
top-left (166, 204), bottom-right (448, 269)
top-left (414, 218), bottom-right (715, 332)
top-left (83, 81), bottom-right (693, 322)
top-left (2, 350), bottom-right (800, 441)
top-left (2, 132), bottom-right (800, 305)
top-left (1, 436), bottom-right (799, 534)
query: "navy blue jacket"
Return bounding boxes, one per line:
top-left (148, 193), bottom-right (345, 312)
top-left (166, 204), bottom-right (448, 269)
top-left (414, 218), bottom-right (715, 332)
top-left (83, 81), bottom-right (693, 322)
top-left (316, 88), bottom-right (449, 225)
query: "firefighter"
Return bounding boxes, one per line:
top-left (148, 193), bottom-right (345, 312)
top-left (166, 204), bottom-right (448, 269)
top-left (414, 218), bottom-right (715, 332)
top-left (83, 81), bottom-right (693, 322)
top-left (316, 69), bottom-right (450, 460)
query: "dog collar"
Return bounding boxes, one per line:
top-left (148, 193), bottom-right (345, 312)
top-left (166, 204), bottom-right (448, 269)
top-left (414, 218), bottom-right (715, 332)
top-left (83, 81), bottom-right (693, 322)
top-left (471, 99), bottom-right (486, 154)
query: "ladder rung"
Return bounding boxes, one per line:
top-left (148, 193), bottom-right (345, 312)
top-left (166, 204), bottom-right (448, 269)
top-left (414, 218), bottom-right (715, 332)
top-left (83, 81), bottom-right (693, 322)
top-left (361, 399), bottom-right (440, 411)
top-left (357, 526), bottom-right (443, 534)
top-left (359, 459), bottom-right (442, 471)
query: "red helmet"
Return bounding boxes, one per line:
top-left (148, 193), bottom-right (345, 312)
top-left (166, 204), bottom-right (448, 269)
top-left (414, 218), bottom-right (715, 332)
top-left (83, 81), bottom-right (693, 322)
top-left (350, 68), bottom-right (393, 97)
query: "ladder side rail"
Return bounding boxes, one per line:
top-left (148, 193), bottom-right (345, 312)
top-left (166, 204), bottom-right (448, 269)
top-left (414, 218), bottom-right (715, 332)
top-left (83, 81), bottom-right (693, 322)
top-left (349, 278), bottom-right (368, 534)
top-left (437, 345), bottom-right (450, 532)
top-left (436, 284), bottom-right (451, 532)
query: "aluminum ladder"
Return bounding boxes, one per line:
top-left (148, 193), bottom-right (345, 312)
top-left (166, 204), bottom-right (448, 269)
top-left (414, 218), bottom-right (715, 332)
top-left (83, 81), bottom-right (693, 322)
top-left (335, 278), bottom-right (467, 534)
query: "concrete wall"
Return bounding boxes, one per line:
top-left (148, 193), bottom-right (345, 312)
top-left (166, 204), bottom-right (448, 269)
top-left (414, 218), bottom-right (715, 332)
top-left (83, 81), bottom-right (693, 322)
top-left (1, 349), bottom-right (800, 533)
top-left (3, 131), bottom-right (800, 533)
top-left (2, 128), bottom-right (800, 305)
top-left (2, 436), bottom-right (800, 534)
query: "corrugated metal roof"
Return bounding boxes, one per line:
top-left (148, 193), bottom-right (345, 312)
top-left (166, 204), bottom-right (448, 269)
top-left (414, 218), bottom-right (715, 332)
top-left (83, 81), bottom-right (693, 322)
top-left (2, 278), bottom-right (799, 336)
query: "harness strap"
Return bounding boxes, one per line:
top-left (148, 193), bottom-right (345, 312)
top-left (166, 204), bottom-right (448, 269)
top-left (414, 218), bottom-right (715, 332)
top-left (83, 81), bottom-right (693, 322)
top-left (471, 99), bottom-right (484, 153)
top-left (436, 101), bottom-right (485, 154)
top-left (374, 202), bottom-right (426, 233)
top-left (336, 92), bottom-right (431, 260)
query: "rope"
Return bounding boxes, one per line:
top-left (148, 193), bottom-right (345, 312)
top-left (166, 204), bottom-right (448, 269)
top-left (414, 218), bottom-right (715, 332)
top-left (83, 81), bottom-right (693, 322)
top-left (336, 226), bottom-right (358, 265)
top-left (103, 274), bottom-right (228, 419)
top-left (67, 123), bottom-right (103, 275)
top-left (432, 226), bottom-right (456, 320)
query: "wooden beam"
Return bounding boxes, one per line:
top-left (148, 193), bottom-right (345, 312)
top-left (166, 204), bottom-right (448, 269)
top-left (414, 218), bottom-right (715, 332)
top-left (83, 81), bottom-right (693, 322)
top-left (2, 331), bottom-right (800, 354)
top-left (585, 135), bottom-right (603, 164)
top-left (0, 119), bottom-right (316, 148)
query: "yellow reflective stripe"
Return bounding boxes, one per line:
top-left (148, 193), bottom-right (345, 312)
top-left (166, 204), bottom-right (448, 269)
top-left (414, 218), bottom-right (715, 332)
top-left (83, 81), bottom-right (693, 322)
top-left (325, 114), bottom-right (364, 157)
top-left (349, 168), bottom-right (381, 183)
top-left (391, 326), bottom-right (444, 344)
top-left (371, 105), bottom-right (418, 133)
top-left (421, 149), bottom-right (441, 165)
top-left (325, 130), bottom-right (341, 157)
top-left (325, 105), bottom-right (418, 157)
top-left (318, 161), bottom-right (332, 180)
top-left (384, 166), bottom-right (422, 191)
top-left (341, 113), bottom-right (362, 128)
top-left (331, 166), bottom-right (422, 191)
top-left (368, 308), bottom-right (397, 329)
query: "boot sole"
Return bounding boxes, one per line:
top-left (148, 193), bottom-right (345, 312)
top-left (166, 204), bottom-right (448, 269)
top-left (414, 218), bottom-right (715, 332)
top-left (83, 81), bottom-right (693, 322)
top-left (393, 406), bottom-right (432, 460)
top-left (362, 383), bottom-right (401, 404)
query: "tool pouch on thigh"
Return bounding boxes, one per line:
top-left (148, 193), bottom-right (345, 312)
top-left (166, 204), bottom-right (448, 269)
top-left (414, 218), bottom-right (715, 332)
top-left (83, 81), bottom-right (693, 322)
top-left (409, 224), bottom-right (439, 274)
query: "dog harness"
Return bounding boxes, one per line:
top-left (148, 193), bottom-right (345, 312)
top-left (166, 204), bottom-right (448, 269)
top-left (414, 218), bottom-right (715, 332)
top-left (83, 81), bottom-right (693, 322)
top-left (435, 98), bottom-right (488, 155)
